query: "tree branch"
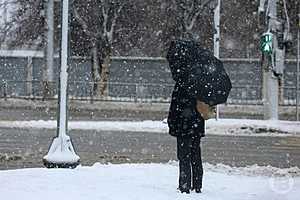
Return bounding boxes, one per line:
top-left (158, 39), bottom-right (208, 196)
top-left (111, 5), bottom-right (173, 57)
top-left (201, 0), bottom-right (214, 9)
top-left (100, 0), bottom-right (108, 38)
top-left (108, 2), bottom-right (124, 43)
top-left (176, 0), bottom-right (187, 11)
top-left (73, 7), bottom-right (97, 39)
top-left (187, 8), bottom-right (202, 31)
top-left (186, 0), bottom-right (213, 31)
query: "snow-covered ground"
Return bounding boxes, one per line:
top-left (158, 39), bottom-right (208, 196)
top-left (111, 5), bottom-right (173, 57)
top-left (0, 163), bottom-right (299, 200)
top-left (0, 119), bottom-right (300, 136)
top-left (1, 119), bottom-right (300, 199)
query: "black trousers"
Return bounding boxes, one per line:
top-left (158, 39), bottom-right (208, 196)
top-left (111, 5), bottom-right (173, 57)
top-left (177, 134), bottom-right (203, 191)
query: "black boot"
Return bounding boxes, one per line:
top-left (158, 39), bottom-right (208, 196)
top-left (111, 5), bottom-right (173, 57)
top-left (191, 187), bottom-right (202, 193)
top-left (179, 188), bottom-right (190, 194)
top-left (177, 186), bottom-right (190, 194)
top-left (195, 188), bottom-right (201, 193)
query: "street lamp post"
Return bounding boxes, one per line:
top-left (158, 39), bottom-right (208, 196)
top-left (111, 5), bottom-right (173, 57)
top-left (43, 0), bottom-right (80, 168)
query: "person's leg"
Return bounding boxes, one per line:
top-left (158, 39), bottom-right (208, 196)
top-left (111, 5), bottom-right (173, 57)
top-left (191, 135), bottom-right (203, 192)
top-left (177, 136), bottom-right (192, 193)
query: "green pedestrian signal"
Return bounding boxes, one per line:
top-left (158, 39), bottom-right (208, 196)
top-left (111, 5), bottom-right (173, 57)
top-left (260, 32), bottom-right (273, 54)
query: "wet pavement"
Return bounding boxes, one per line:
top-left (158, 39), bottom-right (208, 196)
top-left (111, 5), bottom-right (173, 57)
top-left (0, 127), bottom-right (300, 170)
top-left (0, 106), bottom-right (166, 121)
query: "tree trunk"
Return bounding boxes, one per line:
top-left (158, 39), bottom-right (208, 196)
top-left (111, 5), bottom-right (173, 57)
top-left (91, 45), bottom-right (101, 97)
top-left (99, 55), bottom-right (110, 96)
top-left (91, 40), bottom-right (111, 97)
top-left (42, 65), bottom-right (53, 99)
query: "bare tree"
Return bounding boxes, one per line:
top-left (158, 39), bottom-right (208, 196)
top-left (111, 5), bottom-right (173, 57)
top-left (73, 0), bottom-right (127, 97)
top-left (0, 0), bottom-right (132, 97)
top-left (168, 0), bottom-right (217, 40)
top-left (0, 0), bottom-right (63, 99)
top-left (0, 0), bottom-right (45, 48)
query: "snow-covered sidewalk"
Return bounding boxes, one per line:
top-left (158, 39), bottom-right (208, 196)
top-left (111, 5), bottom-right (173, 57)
top-left (0, 119), bottom-right (300, 136)
top-left (0, 163), bottom-right (299, 200)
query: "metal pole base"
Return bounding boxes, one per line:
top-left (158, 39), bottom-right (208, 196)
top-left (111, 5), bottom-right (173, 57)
top-left (43, 135), bottom-right (80, 169)
top-left (43, 159), bottom-right (80, 169)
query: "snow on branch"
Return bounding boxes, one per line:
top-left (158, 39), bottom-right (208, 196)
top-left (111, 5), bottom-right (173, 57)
top-left (108, 2), bottom-right (124, 43)
top-left (173, 0), bottom-right (216, 33)
top-left (73, 7), bottom-right (99, 39)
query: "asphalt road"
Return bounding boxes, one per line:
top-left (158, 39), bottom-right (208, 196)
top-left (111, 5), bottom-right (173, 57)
top-left (1, 104), bottom-right (298, 121)
top-left (0, 127), bottom-right (300, 170)
top-left (0, 107), bottom-right (166, 121)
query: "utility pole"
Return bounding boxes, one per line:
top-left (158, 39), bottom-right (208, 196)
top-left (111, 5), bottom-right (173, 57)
top-left (258, 0), bottom-right (291, 120)
top-left (44, 0), bottom-right (54, 97)
top-left (264, 0), bottom-right (279, 120)
top-left (297, 14), bottom-right (300, 121)
top-left (214, 0), bottom-right (221, 120)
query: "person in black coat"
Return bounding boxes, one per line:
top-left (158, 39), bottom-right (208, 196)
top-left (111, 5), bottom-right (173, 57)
top-left (166, 40), bottom-right (206, 194)
top-left (167, 39), bottom-right (231, 194)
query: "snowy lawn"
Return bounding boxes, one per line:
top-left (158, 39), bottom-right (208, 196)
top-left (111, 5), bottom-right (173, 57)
top-left (0, 163), bottom-right (299, 200)
top-left (0, 119), bottom-right (300, 136)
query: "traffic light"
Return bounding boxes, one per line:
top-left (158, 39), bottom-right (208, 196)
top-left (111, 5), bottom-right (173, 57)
top-left (260, 32), bottom-right (273, 54)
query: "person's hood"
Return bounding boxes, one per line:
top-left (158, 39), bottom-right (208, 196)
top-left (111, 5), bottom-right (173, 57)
top-left (166, 40), bottom-right (198, 82)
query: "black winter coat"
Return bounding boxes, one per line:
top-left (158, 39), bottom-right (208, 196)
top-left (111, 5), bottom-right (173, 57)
top-left (166, 40), bottom-right (205, 138)
top-left (167, 81), bottom-right (205, 138)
